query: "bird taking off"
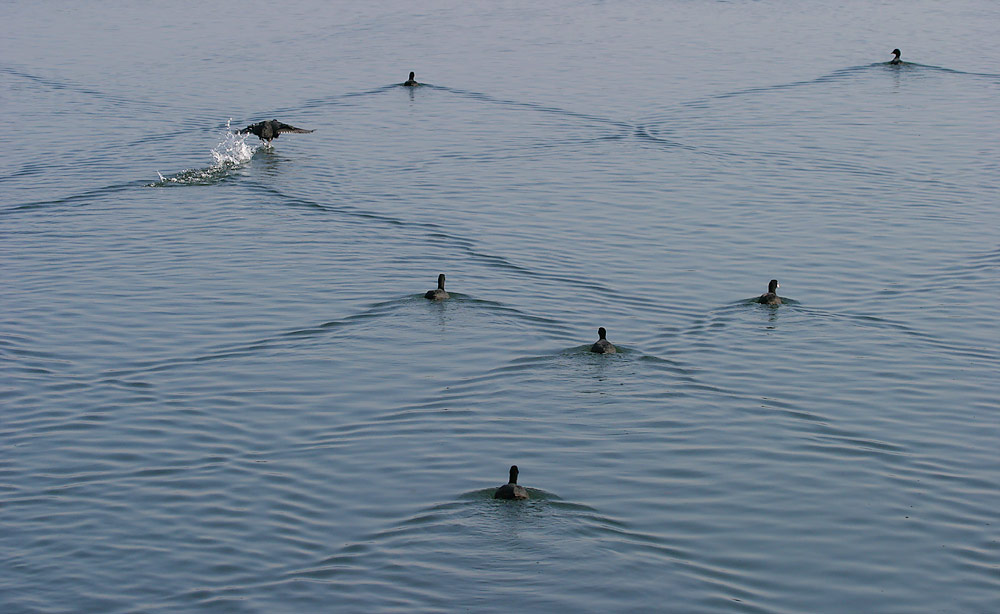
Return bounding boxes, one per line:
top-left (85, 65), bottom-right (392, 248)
top-left (237, 120), bottom-right (314, 144)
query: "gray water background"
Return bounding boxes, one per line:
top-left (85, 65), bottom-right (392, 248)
top-left (2, 1), bottom-right (998, 612)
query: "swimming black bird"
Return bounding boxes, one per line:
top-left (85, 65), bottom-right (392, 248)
top-left (424, 273), bottom-right (449, 300)
top-left (403, 71), bottom-right (419, 87)
top-left (494, 465), bottom-right (529, 500)
top-left (889, 49), bottom-right (902, 65)
top-left (590, 327), bottom-right (617, 354)
top-left (757, 279), bottom-right (782, 305)
top-left (237, 120), bottom-right (314, 144)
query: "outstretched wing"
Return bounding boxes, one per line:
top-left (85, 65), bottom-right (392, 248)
top-left (236, 122), bottom-right (261, 135)
top-left (275, 122), bottom-right (314, 134)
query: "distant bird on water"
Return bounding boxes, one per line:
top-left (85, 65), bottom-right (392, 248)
top-left (590, 327), bottom-right (617, 354)
top-left (424, 273), bottom-right (449, 300)
top-left (757, 279), bottom-right (782, 305)
top-left (494, 465), bottom-right (529, 500)
top-left (403, 71), bottom-right (419, 87)
top-left (889, 48), bottom-right (902, 65)
top-left (237, 120), bottom-right (314, 144)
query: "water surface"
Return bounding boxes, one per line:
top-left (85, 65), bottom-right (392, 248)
top-left (2, 1), bottom-right (999, 612)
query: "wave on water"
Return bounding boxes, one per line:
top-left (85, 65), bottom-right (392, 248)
top-left (148, 119), bottom-right (257, 186)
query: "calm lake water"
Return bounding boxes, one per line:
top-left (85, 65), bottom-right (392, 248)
top-left (2, 1), bottom-right (998, 612)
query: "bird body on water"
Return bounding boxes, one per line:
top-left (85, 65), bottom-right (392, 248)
top-left (494, 466), bottom-right (529, 500)
top-left (403, 71), bottom-right (419, 86)
top-left (237, 120), bottom-right (314, 144)
top-left (424, 274), bottom-right (449, 300)
top-left (590, 327), bottom-right (617, 354)
top-left (889, 48), bottom-right (902, 65)
top-left (757, 279), bottom-right (782, 305)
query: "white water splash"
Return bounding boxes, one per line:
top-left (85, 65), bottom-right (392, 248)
top-left (150, 119), bottom-right (257, 186)
top-left (211, 118), bottom-right (257, 166)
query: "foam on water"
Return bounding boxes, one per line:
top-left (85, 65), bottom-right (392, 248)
top-left (150, 119), bottom-right (257, 186)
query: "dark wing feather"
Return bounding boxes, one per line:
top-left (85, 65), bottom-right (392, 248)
top-left (275, 122), bottom-right (315, 134)
top-left (237, 122), bottom-right (263, 136)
